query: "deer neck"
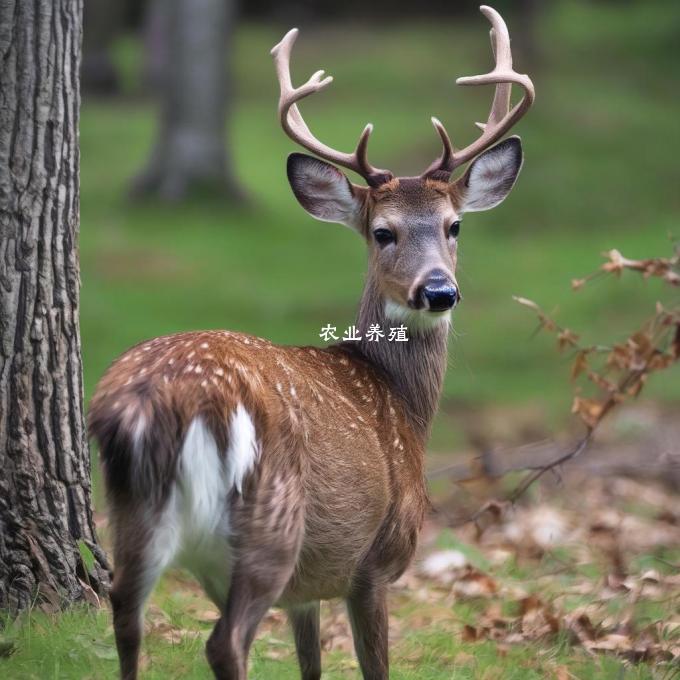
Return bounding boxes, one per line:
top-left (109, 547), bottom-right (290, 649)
top-left (353, 273), bottom-right (450, 437)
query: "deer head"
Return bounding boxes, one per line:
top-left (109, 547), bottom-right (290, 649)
top-left (272, 6), bottom-right (535, 328)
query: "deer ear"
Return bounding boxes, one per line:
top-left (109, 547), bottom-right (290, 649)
top-left (455, 136), bottom-right (523, 212)
top-left (287, 153), bottom-right (367, 231)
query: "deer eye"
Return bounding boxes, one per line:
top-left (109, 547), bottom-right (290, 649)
top-left (448, 220), bottom-right (461, 238)
top-left (373, 228), bottom-right (395, 246)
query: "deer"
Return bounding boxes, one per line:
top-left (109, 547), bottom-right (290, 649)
top-left (88, 6), bottom-right (534, 679)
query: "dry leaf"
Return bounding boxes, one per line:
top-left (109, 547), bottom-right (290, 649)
top-left (558, 329), bottom-right (580, 351)
top-left (571, 351), bottom-right (589, 380)
top-left (571, 396), bottom-right (603, 428)
top-left (452, 566), bottom-right (498, 599)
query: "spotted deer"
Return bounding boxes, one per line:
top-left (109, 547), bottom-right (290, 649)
top-left (89, 6), bottom-right (534, 679)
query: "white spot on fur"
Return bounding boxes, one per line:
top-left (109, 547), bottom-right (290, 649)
top-left (132, 413), bottom-right (146, 456)
top-left (194, 365), bottom-right (203, 374)
top-left (214, 367), bottom-right (224, 376)
top-left (200, 342), bottom-right (209, 349)
top-left (290, 386), bottom-right (297, 397)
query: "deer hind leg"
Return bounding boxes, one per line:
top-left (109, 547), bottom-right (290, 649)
top-left (109, 502), bottom-right (180, 680)
top-left (346, 578), bottom-right (389, 680)
top-left (287, 601), bottom-right (321, 680)
top-left (205, 471), bottom-right (304, 679)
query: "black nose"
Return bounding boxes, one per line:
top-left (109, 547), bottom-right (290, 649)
top-left (420, 277), bottom-right (458, 312)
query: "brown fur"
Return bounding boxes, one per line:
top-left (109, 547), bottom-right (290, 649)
top-left (88, 173), bottom-right (463, 680)
top-left (90, 164), bottom-right (527, 679)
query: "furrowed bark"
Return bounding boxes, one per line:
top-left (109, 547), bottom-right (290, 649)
top-left (0, 0), bottom-right (109, 614)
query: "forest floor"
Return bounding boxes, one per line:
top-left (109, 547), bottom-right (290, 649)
top-left (2, 405), bottom-right (679, 679)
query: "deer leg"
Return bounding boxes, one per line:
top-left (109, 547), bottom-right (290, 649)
top-left (110, 544), bottom-right (168, 679)
top-left (287, 601), bottom-right (321, 680)
top-left (109, 565), bottom-right (149, 680)
top-left (205, 496), bottom-right (303, 678)
top-left (346, 581), bottom-right (389, 680)
top-left (205, 561), bottom-right (296, 680)
top-left (109, 503), bottom-right (179, 680)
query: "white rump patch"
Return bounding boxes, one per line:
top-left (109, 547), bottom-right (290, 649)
top-left (226, 404), bottom-right (259, 494)
top-left (180, 418), bottom-right (229, 537)
top-left (384, 299), bottom-right (451, 331)
top-left (175, 417), bottom-right (233, 604)
top-left (138, 408), bottom-right (260, 607)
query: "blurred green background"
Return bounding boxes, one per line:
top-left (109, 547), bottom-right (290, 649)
top-left (80, 0), bottom-right (680, 464)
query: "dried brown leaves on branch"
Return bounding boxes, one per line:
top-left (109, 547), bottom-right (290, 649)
top-left (508, 242), bottom-right (680, 499)
top-left (515, 243), bottom-right (680, 431)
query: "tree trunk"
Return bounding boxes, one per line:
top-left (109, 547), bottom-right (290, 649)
top-left (132, 0), bottom-right (244, 202)
top-left (0, 0), bottom-right (109, 614)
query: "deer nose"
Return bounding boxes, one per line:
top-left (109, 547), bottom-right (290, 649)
top-left (418, 274), bottom-right (458, 312)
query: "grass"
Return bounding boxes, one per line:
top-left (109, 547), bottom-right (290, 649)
top-left (3, 547), bottom-right (675, 679)
top-left (3, 1), bottom-right (680, 678)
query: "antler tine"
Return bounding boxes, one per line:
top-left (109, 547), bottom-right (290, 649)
top-left (271, 29), bottom-right (392, 186)
top-left (422, 5), bottom-right (535, 180)
top-left (423, 117), bottom-right (455, 181)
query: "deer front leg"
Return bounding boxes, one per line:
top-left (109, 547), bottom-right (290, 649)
top-left (346, 581), bottom-right (389, 680)
top-left (287, 601), bottom-right (321, 680)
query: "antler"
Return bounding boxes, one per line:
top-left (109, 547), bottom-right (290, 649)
top-left (422, 5), bottom-right (535, 180)
top-left (271, 29), bottom-right (393, 187)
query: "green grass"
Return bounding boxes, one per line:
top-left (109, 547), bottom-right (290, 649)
top-left (3, 548), bottom-right (675, 679)
top-left (4, 1), bottom-right (680, 678)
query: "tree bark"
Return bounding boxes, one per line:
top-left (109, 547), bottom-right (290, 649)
top-left (132, 0), bottom-right (244, 202)
top-left (0, 0), bottom-right (109, 614)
